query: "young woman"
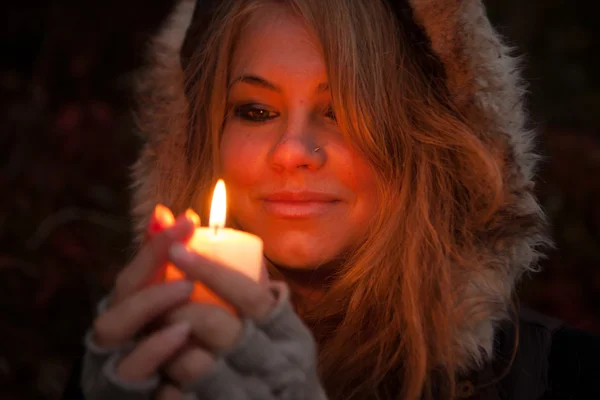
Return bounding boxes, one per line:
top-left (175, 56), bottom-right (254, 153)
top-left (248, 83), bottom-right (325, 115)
top-left (64, 0), bottom-right (600, 399)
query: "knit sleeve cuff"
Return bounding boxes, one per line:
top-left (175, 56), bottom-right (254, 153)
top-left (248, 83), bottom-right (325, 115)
top-left (183, 281), bottom-right (326, 400)
top-left (80, 296), bottom-right (159, 400)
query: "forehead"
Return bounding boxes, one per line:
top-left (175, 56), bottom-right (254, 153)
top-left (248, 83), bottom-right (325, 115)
top-left (230, 6), bottom-right (326, 80)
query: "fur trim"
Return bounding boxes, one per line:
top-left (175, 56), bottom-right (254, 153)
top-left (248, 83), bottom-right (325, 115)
top-left (130, 0), bottom-right (548, 372)
top-left (408, 0), bottom-right (548, 371)
top-left (130, 0), bottom-right (196, 243)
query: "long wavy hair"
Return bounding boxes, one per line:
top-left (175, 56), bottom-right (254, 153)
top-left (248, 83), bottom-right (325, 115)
top-left (175, 0), bottom-right (507, 398)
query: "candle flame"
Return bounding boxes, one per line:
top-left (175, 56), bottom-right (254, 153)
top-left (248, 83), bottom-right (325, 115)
top-left (209, 179), bottom-right (227, 230)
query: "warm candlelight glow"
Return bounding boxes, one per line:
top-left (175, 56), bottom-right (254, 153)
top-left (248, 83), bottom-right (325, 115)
top-left (209, 179), bottom-right (226, 231)
top-left (161, 179), bottom-right (264, 305)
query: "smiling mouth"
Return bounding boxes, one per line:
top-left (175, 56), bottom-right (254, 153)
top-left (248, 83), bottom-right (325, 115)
top-left (261, 200), bottom-right (339, 219)
top-left (260, 191), bottom-right (341, 219)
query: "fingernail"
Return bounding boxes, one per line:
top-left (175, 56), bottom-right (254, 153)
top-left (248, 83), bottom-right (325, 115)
top-left (166, 279), bottom-right (194, 297)
top-left (148, 204), bottom-right (175, 235)
top-left (184, 209), bottom-right (201, 226)
top-left (169, 242), bottom-right (194, 261)
top-left (155, 204), bottom-right (175, 225)
top-left (165, 321), bottom-right (192, 340)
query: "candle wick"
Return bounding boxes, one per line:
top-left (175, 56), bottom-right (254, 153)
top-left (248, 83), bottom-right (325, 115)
top-left (213, 225), bottom-right (219, 237)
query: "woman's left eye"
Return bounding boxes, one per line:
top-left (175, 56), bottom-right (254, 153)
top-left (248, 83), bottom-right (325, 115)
top-left (232, 104), bottom-right (279, 122)
top-left (324, 106), bottom-right (337, 122)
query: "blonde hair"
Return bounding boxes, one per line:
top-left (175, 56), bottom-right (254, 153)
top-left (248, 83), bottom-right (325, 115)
top-left (178, 0), bottom-right (506, 398)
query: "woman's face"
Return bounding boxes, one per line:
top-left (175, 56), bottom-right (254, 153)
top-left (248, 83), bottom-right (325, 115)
top-left (220, 7), bottom-right (379, 270)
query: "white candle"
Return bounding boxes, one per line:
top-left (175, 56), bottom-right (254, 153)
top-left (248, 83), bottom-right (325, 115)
top-left (165, 180), bottom-right (264, 303)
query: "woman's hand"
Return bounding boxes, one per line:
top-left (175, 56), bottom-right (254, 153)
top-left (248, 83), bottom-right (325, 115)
top-left (160, 244), bottom-right (328, 400)
top-left (80, 210), bottom-right (197, 400)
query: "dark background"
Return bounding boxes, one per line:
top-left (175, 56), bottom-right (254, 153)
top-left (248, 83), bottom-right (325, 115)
top-left (0, 1), bottom-right (598, 399)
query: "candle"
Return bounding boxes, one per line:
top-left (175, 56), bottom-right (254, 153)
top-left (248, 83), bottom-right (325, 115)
top-left (164, 180), bottom-right (264, 304)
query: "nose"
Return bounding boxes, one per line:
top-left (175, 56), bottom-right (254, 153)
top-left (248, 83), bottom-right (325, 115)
top-left (269, 121), bottom-right (326, 172)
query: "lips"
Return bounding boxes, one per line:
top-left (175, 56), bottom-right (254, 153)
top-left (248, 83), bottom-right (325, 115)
top-left (263, 191), bottom-right (339, 202)
top-left (261, 191), bottom-right (340, 219)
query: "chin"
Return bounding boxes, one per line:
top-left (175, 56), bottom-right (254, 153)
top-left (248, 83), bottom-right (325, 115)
top-left (263, 233), bottom-right (337, 270)
top-left (265, 246), bottom-right (323, 270)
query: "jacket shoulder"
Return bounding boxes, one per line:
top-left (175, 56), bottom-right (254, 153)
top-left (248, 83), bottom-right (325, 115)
top-left (471, 308), bottom-right (599, 400)
top-left (505, 308), bottom-right (600, 400)
top-left (543, 324), bottom-right (600, 399)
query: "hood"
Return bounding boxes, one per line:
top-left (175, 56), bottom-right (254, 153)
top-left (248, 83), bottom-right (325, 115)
top-left (130, 0), bottom-right (547, 373)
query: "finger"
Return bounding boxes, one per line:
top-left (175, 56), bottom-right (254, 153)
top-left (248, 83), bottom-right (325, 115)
top-left (94, 280), bottom-right (193, 347)
top-left (113, 215), bottom-right (195, 304)
top-left (166, 303), bottom-right (243, 351)
top-left (165, 345), bottom-right (215, 387)
top-left (169, 244), bottom-right (276, 320)
top-left (155, 383), bottom-right (184, 400)
top-left (116, 321), bottom-right (191, 382)
top-left (183, 208), bottom-right (201, 226)
top-left (146, 204), bottom-right (176, 239)
top-left (146, 207), bottom-right (200, 240)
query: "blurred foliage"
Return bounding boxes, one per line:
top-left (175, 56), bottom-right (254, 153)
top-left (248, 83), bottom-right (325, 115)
top-left (0, 0), bottom-right (598, 399)
top-left (0, 1), bottom-right (172, 398)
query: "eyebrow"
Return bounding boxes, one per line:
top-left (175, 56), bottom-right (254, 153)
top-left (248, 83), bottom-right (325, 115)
top-left (229, 74), bottom-right (330, 93)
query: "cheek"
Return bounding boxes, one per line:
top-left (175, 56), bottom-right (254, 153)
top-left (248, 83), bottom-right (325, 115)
top-left (343, 151), bottom-right (380, 225)
top-left (220, 130), bottom-right (265, 187)
top-left (353, 156), bottom-right (379, 198)
top-left (336, 146), bottom-right (380, 204)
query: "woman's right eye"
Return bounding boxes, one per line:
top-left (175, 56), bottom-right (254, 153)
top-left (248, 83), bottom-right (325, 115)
top-left (233, 104), bottom-right (279, 122)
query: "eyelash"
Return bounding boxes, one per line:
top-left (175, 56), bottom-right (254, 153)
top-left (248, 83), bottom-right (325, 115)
top-left (324, 106), bottom-right (337, 122)
top-left (233, 104), bottom-right (279, 123)
top-left (231, 103), bottom-right (337, 123)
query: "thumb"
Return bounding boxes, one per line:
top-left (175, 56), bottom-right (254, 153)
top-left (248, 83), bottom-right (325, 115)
top-left (145, 205), bottom-right (200, 243)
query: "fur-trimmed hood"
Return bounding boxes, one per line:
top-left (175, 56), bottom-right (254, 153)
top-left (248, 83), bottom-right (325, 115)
top-left (130, 0), bottom-right (547, 374)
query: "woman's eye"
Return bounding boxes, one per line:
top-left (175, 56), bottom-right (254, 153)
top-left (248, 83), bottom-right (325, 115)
top-left (233, 104), bottom-right (279, 122)
top-left (325, 106), bottom-right (337, 122)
